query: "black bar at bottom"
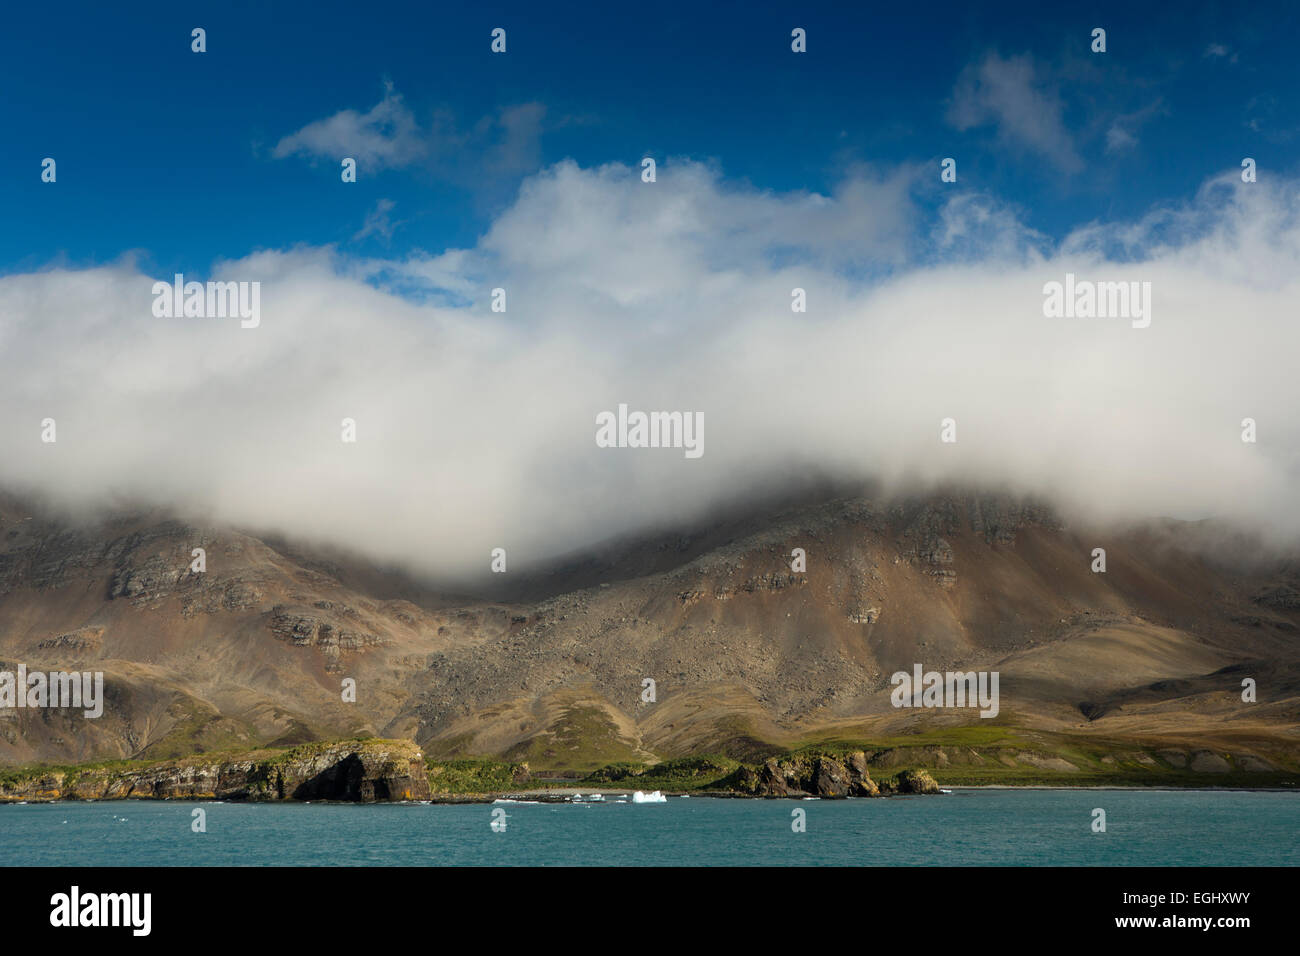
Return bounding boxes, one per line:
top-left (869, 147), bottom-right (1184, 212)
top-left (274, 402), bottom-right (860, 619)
top-left (1, 866), bottom-right (1281, 941)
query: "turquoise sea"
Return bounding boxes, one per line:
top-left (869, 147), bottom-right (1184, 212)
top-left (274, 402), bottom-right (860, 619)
top-left (2, 789), bottom-right (1296, 866)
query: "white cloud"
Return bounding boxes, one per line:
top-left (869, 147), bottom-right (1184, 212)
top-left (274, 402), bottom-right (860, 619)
top-left (2, 162), bottom-right (1298, 581)
top-left (948, 53), bottom-right (1083, 173)
top-left (273, 84), bottom-right (553, 187)
top-left (1105, 99), bottom-right (1166, 154)
top-left (353, 198), bottom-right (401, 242)
top-left (1105, 126), bottom-right (1137, 152)
top-left (273, 82), bottom-right (426, 169)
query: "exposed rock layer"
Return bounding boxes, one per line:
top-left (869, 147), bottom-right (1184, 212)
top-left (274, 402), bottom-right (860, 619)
top-left (0, 739), bottom-right (430, 802)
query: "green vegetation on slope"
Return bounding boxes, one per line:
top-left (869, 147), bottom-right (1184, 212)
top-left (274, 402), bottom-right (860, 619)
top-left (500, 704), bottom-right (644, 772)
top-left (426, 758), bottom-right (528, 794)
top-left (582, 755), bottom-right (743, 791)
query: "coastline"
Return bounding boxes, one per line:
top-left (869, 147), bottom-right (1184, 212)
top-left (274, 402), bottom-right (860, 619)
top-left (4, 785), bottom-right (1299, 807)
top-left (3, 737), bottom-right (1295, 804)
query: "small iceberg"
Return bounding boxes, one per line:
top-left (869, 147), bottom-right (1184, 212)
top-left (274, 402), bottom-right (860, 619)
top-left (632, 790), bottom-right (667, 804)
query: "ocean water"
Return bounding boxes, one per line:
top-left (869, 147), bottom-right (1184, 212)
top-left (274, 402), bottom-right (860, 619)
top-left (1, 789), bottom-right (1296, 866)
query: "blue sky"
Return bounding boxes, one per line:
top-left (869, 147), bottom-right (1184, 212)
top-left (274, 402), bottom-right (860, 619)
top-left (2, 0), bottom-right (1296, 279)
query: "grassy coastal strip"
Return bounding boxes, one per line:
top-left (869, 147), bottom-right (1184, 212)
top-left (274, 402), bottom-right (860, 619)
top-left (2, 731), bottom-right (1297, 802)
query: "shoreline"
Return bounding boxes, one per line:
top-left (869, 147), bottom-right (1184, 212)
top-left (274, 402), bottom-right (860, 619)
top-left (4, 738), bottom-right (1295, 804)
top-left (4, 784), bottom-right (1299, 806)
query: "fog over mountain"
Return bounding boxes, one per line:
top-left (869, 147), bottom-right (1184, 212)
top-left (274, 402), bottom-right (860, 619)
top-left (1, 160), bottom-right (1297, 580)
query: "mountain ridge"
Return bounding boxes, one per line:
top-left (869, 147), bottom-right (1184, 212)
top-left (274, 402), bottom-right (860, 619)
top-left (2, 488), bottom-right (1297, 777)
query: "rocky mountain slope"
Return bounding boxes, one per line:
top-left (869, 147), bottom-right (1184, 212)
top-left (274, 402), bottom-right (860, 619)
top-left (1, 489), bottom-right (1297, 778)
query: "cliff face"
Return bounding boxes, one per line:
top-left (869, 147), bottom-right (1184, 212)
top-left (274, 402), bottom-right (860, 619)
top-left (0, 739), bottom-right (431, 803)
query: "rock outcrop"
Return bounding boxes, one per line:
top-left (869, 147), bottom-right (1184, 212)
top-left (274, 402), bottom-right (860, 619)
top-left (730, 751), bottom-right (884, 798)
top-left (723, 751), bottom-right (945, 798)
top-left (0, 739), bottom-right (430, 803)
top-left (888, 768), bottom-right (941, 795)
